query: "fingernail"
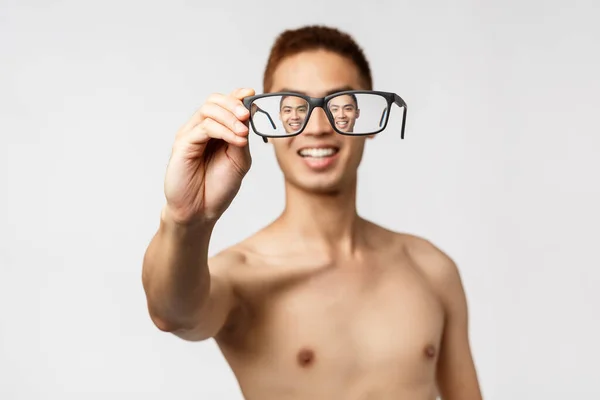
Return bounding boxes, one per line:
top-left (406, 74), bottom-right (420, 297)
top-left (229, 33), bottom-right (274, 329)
top-left (236, 106), bottom-right (248, 117)
top-left (235, 121), bottom-right (247, 132)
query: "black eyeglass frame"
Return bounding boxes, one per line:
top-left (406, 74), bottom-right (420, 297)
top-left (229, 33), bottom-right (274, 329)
top-left (242, 90), bottom-right (407, 143)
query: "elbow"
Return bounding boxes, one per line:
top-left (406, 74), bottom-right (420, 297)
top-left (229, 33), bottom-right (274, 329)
top-left (148, 309), bottom-right (213, 342)
top-left (141, 271), bottom-right (209, 334)
top-left (150, 313), bottom-right (177, 332)
top-left (147, 307), bottom-right (196, 333)
top-left (145, 295), bottom-right (208, 334)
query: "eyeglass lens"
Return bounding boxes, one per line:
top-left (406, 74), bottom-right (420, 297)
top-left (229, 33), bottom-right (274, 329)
top-left (249, 93), bottom-right (390, 136)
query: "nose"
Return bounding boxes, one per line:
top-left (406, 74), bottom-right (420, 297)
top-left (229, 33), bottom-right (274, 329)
top-left (302, 107), bottom-right (333, 136)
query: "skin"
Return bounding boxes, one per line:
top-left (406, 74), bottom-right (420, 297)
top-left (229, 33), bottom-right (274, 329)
top-left (327, 94), bottom-right (359, 133)
top-left (279, 96), bottom-right (309, 133)
top-left (142, 49), bottom-right (483, 400)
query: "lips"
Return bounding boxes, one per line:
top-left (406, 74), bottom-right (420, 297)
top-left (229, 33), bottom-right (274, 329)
top-left (298, 146), bottom-right (340, 170)
top-left (335, 120), bottom-right (348, 129)
top-left (297, 147), bottom-right (340, 158)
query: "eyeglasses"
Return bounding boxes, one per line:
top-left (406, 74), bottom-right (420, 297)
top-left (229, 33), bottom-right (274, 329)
top-left (242, 90), bottom-right (407, 143)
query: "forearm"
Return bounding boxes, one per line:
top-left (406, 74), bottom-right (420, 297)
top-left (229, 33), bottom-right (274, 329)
top-left (142, 206), bottom-right (216, 331)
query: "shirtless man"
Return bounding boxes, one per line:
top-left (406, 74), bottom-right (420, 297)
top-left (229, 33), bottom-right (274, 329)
top-left (142, 25), bottom-right (483, 400)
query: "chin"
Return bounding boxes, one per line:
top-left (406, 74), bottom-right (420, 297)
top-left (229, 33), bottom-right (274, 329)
top-left (287, 173), bottom-right (354, 196)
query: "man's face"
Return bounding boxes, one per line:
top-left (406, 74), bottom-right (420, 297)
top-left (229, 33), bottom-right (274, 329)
top-left (327, 94), bottom-right (360, 133)
top-left (279, 96), bottom-right (308, 134)
top-left (268, 49), bottom-right (370, 195)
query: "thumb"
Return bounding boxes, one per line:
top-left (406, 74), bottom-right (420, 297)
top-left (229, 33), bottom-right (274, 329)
top-left (226, 87), bottom-right (254, 172)
top-left (226, 140), bottom-right (252, 176)
top-left (226, 130), bottom-right (252, 175)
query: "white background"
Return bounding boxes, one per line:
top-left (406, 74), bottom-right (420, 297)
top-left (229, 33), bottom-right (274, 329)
top-left (1, 0), bottom-right (599, 399)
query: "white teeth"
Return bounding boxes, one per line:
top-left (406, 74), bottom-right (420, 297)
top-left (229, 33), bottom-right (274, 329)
top-left (299, 147), bottom-right (337, 158)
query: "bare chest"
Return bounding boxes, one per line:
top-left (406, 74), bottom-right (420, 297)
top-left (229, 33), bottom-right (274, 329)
top-left (221, 259), bottom-right (445, 381)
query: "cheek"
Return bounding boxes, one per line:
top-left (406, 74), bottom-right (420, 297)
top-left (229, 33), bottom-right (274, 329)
top-left (272, 139), bottom-right (294, 159)
top-left (343, 139), bottom-right (366, 160)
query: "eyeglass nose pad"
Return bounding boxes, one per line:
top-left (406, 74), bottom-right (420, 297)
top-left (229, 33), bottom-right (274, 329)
top-left (303, 107), bottom-right (333, 135)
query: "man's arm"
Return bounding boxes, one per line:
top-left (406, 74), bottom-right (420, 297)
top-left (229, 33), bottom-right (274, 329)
top-left (409, 238), bottom-right (483, 400)
top-left (141, 206), bottom-right (239, 341)
top-left (434, 256), bottom-right (482, 400)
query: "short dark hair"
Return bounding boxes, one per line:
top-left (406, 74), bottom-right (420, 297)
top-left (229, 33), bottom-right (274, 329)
top-left (263, 25), bottom-right (373, 92)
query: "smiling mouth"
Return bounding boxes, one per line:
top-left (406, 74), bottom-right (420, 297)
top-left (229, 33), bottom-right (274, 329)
top-left (288, 121), bottom-right (302, 130)
top-left (298, 147), bottom-right (339, 158)
top-left (335, 121), bottom-right (348, 129)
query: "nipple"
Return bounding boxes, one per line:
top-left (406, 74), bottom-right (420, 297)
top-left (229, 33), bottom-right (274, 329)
top-left (297, 348), bottom-right (315, 367)
top-left (424, 344), bottom-right (436, 359)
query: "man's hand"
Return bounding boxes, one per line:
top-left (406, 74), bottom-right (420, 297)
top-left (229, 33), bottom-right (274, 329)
top-left (164, 87), bottom-right (255, 225)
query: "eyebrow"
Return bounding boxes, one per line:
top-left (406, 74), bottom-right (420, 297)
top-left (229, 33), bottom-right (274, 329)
top-left (330, 101), bottom-right (356, 107)
top-left (277, 85), bottom-right (356, 97)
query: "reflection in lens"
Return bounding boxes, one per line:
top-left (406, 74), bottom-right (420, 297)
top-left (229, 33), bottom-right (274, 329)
top-left (279, 96), bottom-right (308, 134)
top-left (327, 94), bottom-right (360, 133)
top-left (327, 93), bottom-right (389, 135)
top-left (250, 95), bottom-right (308, 137)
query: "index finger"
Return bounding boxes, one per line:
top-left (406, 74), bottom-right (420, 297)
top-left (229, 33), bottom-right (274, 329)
top-left (230, 87), bottom-right (256, 100)
top-left (183, 90), bottom-right (253, 133)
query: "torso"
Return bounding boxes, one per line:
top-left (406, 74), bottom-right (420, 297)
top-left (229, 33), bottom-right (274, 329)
top-left (213, 224), bottom-right (446, 400)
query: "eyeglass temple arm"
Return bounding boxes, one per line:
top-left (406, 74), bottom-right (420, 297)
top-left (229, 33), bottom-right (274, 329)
top-left (251, 105), bottom-right (275, 143)
top-left (394, 94), bottom-right (407, 140)
top-left (379, 108), bottom-right (387, 128)
top-left (255, 107), bottom-right (276, 129)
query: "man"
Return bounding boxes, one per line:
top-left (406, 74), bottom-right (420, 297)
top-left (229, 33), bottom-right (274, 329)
top-left (142, 25), bottom-right (483, 400)
top-left (326, 93), bottom-right (359, 133)
top-left (279, 95), bottom-right (308, 134)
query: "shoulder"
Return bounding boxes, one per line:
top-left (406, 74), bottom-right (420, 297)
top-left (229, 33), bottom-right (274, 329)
top-left (392, 231), bottom-right (466, 306)
top-left (207, 232), bottom-right (267, 278)
top-left (207, 245), bottom-right (251, 280)
top-left (367, 221), bottom-right (457, 272)
top-left (366, 221), bottom-right (462, 283)
top-left (403, 234), bottom-right (459, 279)
top-left (209, 246), bottom-right (248, 266)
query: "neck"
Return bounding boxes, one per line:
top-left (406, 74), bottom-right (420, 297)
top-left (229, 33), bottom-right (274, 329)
top-left (274, 178), bottom-right (365, 257)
